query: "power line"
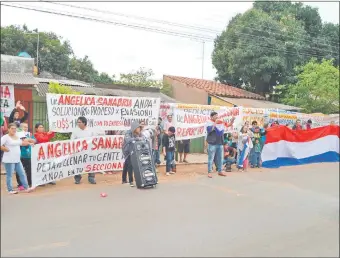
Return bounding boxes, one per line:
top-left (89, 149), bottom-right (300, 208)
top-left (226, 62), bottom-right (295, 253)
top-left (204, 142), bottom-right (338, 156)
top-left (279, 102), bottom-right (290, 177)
top-left (44, 1), bottom-right (222, 34)
top-left (2, 3), bottom-right (338, 60)
top-left (44, 1), bottom-right (340, 47)
top-left (1, 3), bottom-right (214, 42)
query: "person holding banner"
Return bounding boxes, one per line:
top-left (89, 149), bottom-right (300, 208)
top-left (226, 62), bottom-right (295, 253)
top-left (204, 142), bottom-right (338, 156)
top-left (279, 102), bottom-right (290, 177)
top-left (1, 123), bottom-right (34, 194)
top-left (34, 123), bottom-right (57, 186)
top-left (15, 123), bottom-right (36, 189)
top-left (206, 112), bottom-right (235, 178)
top-left (70, 116), bottom-right (98, 185)
top-left (237, 127), bottom-right (253, 172)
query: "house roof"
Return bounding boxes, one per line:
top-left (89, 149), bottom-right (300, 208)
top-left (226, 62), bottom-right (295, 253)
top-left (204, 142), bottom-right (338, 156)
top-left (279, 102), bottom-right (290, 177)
top-left (165, 75), bottom-right (265, 100)
top-left (36, 81), bottom-right (177, 103)
top-left (215, 96), bottom-right (301, 111)
top-left (1, 72), bottom-right (38, 85)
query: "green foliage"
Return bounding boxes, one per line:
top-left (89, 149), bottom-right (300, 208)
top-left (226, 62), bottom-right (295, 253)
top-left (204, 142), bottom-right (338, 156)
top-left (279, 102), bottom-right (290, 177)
top-left (68, 56), bottom-right (115, 84)
top-left (1, 25), bottom-right (115, 84)
top-left (281, 59), bottom-right (339, 114)
top-left (212, 8), bottom-right (308, 94)
top-left (48, 81), bottom-right (81, 141)
top-left (116, 67), bottom-right (173, 97)
top-left (1, 25), bottom-right (73, 76)
top-left (48, 81), bottom-right (82, 95)
top-left (212, 1), bottom-right (340, 95)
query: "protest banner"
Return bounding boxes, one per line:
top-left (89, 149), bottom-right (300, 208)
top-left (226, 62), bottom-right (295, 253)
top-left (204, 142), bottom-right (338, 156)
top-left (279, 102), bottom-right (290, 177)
top-left (159, 103), bottom-right (173, 120)
top-left (297, 113), bottom-right (328, 128)
top-left (31, 135), bottom-right (125, 187)
top-left (0, 84), bottom-right (15, 117)
top-left (243, 108), bottom-right (266, 127)
top-left (46, 94), bottom-right (161, 132)
top-left (266, 109), bottom-right (298, 126)
top-left (173, 104), bottom-right (242, 140)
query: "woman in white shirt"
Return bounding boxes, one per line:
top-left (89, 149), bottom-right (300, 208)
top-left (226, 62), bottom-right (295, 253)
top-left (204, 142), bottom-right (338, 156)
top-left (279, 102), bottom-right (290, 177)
top-left (1, 123), bottom-right (35, 194)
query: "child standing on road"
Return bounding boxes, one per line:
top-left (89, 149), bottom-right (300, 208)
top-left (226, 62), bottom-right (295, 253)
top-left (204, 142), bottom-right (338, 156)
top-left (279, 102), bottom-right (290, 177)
top-left (162, 126), bottom-right (176, 176)
top-left (252, 138), bottom-right (262, 168)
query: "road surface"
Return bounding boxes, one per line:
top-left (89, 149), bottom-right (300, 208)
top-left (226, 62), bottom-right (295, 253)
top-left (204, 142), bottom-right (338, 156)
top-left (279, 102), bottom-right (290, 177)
top-left (1, 163), bottom-right (339, 257)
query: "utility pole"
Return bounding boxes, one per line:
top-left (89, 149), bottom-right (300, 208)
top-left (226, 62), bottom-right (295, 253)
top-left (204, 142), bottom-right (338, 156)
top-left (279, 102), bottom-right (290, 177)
top-left (36, 30), bottom-right (40, 71)
top-left (201, 41), bottom-right (205, 79)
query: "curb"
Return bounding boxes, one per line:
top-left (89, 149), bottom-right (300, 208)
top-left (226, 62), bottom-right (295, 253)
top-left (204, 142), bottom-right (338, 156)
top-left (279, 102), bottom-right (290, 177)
top-left (0, 162), bottom-right (207, 175)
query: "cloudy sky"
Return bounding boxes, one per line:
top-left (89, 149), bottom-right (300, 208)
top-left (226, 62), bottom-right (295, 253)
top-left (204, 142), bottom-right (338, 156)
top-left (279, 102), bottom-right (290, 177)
top-left (1, 1), bottom-right (339, 81)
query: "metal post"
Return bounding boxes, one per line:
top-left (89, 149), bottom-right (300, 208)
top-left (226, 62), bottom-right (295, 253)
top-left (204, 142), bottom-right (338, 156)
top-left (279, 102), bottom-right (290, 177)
top-left (201, 41), bottom-right (205, 79)
top-left (36, 31), bottom-right (39, 72)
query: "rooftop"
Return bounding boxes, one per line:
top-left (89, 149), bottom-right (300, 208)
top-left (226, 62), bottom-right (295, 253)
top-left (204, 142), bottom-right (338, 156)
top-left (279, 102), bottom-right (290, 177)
top-left (164, 75), bottom-right (265, 100)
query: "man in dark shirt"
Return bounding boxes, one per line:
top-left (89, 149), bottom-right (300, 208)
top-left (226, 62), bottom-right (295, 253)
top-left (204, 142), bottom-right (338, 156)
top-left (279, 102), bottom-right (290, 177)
top-left (206, 112), bottom-right (235, 178)
top-left (162, 126), bottom-right (176, 176)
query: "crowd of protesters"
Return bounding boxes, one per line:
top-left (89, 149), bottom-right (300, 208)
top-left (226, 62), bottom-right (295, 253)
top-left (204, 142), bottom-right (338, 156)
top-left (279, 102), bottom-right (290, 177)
top-left (0, 101), bottom-right (337, 192)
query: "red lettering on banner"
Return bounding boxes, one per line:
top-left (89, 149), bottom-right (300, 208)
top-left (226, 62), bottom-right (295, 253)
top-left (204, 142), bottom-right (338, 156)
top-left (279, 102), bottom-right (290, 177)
top-left (58, 95), bottom-right (95, 106)
top-left (97, 97), bottom-right (132, 107)
top-left (183, 114), bottom-right (208, 124)
top-left (91, 136), bottom-right (123, 151)
top-left (37, 146), bottom-right (45, 160)
top-left (0, 85), bottom-right (11, 98)
top-left (84, 162), bottom-right (123, 173)
top-left (177, 126), bottom-right (205, 138)
top-left (45, 140), bottom-right (88, 159)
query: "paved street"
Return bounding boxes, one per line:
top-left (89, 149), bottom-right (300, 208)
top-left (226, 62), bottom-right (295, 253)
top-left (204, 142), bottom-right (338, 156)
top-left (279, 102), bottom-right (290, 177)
top-left (1, 163), bottom-right (339, 257)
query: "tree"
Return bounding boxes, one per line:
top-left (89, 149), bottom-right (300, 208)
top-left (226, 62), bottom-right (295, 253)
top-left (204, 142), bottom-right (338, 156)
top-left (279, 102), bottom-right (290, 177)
top-left (212, 8), bottom-right (308, 94)
top-left (213, 1), bottom-right (340, 95)
top-left (117, 67), bottom-right (173, 97)
top-left (48, 82), bottom-right (81, 141)
top-left (281, 59), bottom-right (339, 114)
top-left (1, 25), bottom-right (115, 84)
top-left (254, 1), bottom-right (339, 66)
top-left (1, 25), bottom-right (73, 76)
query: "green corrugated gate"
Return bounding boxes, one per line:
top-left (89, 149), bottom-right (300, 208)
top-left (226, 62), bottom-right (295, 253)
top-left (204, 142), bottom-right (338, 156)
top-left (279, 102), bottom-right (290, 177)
top-left (189, 136), bottom-right (205, 153)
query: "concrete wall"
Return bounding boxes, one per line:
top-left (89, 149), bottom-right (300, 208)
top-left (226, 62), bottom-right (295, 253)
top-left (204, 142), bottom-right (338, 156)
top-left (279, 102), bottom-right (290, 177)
top-left (164, 76), bottom-right (208, 105)
top-left (210, 96), bottom-right (234, 107)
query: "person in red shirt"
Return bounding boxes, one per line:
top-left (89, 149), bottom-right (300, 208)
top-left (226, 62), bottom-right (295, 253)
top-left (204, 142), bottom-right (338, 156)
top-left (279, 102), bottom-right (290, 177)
top-left (306, 119), bottom-right (312, 130)
top-left (34, 123), bottom-right (55, 143)
top-left (292, 119), bottom-right (303, 130)
top-left (34, 123), bottom-right (56, 186)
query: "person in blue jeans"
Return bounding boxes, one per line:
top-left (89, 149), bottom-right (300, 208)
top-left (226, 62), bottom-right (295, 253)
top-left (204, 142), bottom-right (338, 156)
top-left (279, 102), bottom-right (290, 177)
top-left (1, 123), bottom-right (34, 194)
top-left (206, 112), bottom-right (235, 178)
top-left (162, 126), bottom-right (176, 176)
top-left (251, 138), bottom-right (262, 168)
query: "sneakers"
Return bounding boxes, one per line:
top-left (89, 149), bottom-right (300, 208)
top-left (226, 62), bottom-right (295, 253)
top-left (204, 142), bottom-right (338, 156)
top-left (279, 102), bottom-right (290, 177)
top-left (166, 172), bottom-right (170, 176)
top-left (75, 181), bottom-right (81, 184)
top-left (89, 180), bottom-right (97, 185)
top-left (17, 186), bottom-right (25, 191)
top-left (130, 182), bottom-right (135, 187)
top-left (9, 190), bottom-right (18, 194)
top-left (169, 171), bottom-right (175, 174)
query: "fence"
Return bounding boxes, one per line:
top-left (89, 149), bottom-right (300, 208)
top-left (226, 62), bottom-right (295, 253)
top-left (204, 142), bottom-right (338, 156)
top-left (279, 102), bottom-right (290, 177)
top-left (20, 101), bottom-right (49, 133)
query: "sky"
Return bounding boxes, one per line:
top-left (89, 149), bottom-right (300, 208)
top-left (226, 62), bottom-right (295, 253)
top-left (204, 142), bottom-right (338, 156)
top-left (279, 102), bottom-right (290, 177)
top-left (1, 1), bottom-right (339, 81)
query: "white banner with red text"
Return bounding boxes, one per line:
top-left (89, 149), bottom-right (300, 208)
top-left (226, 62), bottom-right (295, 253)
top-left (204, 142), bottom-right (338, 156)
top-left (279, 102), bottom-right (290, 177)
top-left (172, 104), bottom-right (243, 140)
top-left (0, 84), bottom-right (15, 117)
top-left (31, 135), bottom-right (124, 187)
top-left (46, 94), bottom-right (161, 132)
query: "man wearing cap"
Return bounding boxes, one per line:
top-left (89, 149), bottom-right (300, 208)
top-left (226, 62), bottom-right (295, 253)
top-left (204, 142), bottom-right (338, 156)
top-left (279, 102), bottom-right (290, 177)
top-left (205, 111), bottom-right (235, 178)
